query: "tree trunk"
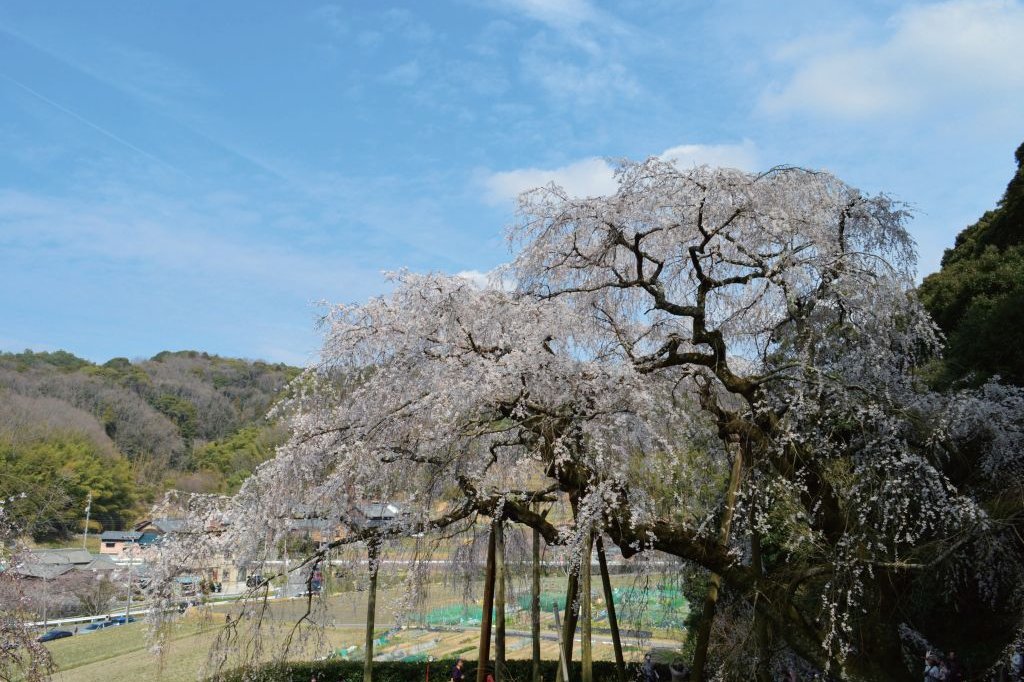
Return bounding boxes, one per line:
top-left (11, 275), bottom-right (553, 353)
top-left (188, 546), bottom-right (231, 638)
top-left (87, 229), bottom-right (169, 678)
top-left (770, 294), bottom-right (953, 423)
top-left (477, 525), bottom-right (497, 682)
top-left (581, 531), bottom-right (594, 682)
top-left (596, 535), bottom-right (625, 682)
top-left (363, 539), bottom-right (380, 682)
top-left (556, 496), bottom-right (582, 682)
top-left (750, 524), bottom-right (771, 682)
top-left (495, 517), bottom-right (507, 682)
top-left (691, 448), bottom-right (744, 682)
top-left (532, 522), bottom-right (542, 682)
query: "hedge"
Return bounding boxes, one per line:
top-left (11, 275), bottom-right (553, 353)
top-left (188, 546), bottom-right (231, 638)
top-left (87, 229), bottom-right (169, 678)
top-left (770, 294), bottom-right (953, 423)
top-left (211, 658), bottom-right (658, 681)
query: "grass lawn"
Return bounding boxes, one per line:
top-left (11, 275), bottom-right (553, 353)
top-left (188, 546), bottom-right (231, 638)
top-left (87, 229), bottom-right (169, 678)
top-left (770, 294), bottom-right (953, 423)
top-left (46, 618), bottom-right (217, 679)
top-left (43, 574), bottom-right (685, 681)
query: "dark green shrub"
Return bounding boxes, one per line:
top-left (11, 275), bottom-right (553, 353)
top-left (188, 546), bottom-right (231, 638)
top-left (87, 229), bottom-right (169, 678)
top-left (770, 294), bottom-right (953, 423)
top-left (212, 658), bottom-right (643, 681)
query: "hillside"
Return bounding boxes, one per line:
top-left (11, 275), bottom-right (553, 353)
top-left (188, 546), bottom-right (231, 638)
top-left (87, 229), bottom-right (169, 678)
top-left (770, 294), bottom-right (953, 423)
top-left (919, 140), bottom-right (1024, 387)
top-left (0, 349), bottom-right (301, 539)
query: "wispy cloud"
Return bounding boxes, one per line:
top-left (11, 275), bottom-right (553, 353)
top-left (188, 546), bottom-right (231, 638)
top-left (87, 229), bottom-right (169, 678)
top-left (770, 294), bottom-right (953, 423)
top-left (0, 20), bottom-right (477, 269)
top-left (496, 0), bottom-right (598, 31)
top-left (659, 140), bottom-right (758, 171)
top-left (482, 156), bottom-right (619, 204)
top-left (760, 0), bottom-right (1024, 118)
top-left (482, 141), bottom-right (759, 204)
top-left (519, 47), bottom-right (639, 101)
top-left (0, 186), bottom-right (376, 298)
top-left (491, 0), bottom-right (644, 102)
top-left (454, 267), bottom-right (516, 292)
top-left (0, 71), bottom-right (184, 175)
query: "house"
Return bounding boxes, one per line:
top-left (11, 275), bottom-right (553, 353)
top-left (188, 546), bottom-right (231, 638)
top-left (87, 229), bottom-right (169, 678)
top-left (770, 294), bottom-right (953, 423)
top-left (8, 548), bottom-right (117, 580)
top-left (286, 502), bottom-right (405, 544)
top-left (133, 518), bottom-right (187, 535)
top-left (355, 502), bottom-right (403, 528)
top-left (98, 530), bottom-right (159, 556)
top-left (133, 517), bottom-right (242, 593)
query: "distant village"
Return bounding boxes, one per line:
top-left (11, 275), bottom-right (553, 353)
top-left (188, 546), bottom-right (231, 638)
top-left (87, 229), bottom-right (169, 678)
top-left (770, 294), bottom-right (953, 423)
top-left (9, 503), bottom-right (404, 631)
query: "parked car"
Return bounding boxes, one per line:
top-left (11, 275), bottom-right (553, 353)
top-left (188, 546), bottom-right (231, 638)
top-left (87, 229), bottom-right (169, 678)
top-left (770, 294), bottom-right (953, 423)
top-left (80, 621), bottom-right (118, 634)
top-left (37, 630), bottom-right (73, 642)
top-left (108, 615), bottom-right (137, 625)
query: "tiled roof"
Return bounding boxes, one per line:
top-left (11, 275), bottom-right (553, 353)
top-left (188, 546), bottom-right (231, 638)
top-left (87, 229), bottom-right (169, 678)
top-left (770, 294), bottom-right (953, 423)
top-left (100, 531), bottom-right (143, 542)
top-left (24, 548), bottom-right (94, 564)
top-left (8, 550), bottom-right (117, 580)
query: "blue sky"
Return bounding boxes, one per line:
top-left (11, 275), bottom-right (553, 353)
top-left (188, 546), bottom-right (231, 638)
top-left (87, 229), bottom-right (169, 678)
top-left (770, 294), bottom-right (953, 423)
top-left (1, 0), bottom-right (1022, 365)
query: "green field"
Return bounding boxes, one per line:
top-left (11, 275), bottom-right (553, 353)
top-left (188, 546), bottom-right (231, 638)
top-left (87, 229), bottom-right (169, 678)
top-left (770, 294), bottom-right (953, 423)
top-left (44, 576), bottom-right (687, 681)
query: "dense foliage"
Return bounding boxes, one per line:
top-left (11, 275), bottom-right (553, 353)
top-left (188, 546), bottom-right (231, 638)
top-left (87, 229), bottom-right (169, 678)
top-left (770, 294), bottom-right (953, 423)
top-left (919, 140), bottom-right (1024, 387)
top-left (0, 435), bottom-right (135, 538)
top-left (0, 349), bottom-right (298, 536)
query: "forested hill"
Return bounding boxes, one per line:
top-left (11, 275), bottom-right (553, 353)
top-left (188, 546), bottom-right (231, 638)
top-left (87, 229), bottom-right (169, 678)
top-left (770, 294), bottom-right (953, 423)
top-left (0, 349), bottom-right (301, 539)
top-left (920, 140), bottom-right (1024, 387)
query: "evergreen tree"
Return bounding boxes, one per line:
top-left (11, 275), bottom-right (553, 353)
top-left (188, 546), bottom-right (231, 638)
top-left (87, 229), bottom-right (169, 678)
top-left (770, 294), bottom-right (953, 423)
top-left (920, 141), bottom-right (1024, 386)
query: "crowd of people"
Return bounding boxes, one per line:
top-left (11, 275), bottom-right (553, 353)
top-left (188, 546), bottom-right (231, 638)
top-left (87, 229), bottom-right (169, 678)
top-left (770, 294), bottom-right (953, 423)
top-left (923, 645), bottom-right (1024, 682)
top-left (923, 650), bottom-right (965, 682)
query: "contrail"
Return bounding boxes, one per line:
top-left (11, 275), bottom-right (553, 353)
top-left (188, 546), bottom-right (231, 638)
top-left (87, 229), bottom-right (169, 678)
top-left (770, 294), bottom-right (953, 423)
top-left (0, 71), bottom-right (186, 176)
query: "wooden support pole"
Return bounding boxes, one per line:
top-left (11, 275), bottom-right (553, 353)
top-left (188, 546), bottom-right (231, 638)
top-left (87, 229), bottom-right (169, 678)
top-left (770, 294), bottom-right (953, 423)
top-left (596, 535), bottom-right (625, 682)
top-left (581, 531), bottom-right (594, 682)
top-left (554, 568), bottom-right (579, 682)
top-left (553, 602), bottom-right (571, 682)
top-left (531, 521), bottom-right (542, 682)
top-left (495, 517), bottom-right (507, 682)
top-left (477, 525), bottom-right (497, 682)
top-left (363, 539), bottom-right (380, 682)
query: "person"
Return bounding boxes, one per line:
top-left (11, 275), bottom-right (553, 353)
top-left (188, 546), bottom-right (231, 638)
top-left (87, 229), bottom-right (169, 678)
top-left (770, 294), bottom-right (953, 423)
top-left (451, 658), bottom-right (465, 682)
top-left (944, 650), bottom-right (964, 682)
top-left (923, 652), bottom-right (942, 682)
top-left (1011, 645), bottom-right (1023, 681)
top-left (642, 652), bottom-right (660, 681)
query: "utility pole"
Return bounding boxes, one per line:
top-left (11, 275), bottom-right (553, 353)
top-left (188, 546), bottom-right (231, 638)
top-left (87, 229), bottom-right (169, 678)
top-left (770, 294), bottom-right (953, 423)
top-left (42, 574), bottom-right (49, 630)
top-left (82, 492), bottom-right (92, 551)
top-left (125, 545), bottom-right (134, 620)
